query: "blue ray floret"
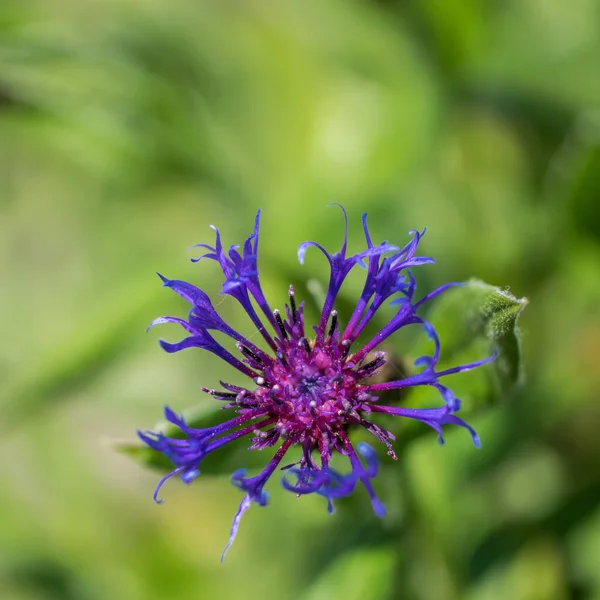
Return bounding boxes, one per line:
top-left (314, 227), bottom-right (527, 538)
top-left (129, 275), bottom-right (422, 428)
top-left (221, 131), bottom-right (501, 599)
top-left (139, 206), bottom-right (495, 560)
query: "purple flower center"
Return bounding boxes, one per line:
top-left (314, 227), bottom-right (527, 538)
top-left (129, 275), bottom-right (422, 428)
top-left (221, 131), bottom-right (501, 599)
top-left (240, 291), bottom-right (383, 453)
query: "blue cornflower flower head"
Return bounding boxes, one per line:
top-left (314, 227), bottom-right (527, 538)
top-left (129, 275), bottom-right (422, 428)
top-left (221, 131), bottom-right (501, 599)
top-left (139, 205), bottom-right (495, 560)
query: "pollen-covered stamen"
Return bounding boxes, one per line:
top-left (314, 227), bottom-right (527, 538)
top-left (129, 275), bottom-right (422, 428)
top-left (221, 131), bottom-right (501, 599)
top-left (298, 337), bottom-right (311, 355)
top-left (328, 310), bottom-right (338, 340)
top-left (273, 309), bottom-right (289, 341)
top-left (288, 285), bottom-right (297, 324)
top-left (357, 353), bottom-right (387, 378)
top-left (360, 419), bottom-right (397, 459)
top-left (255, 376), bottom-right (268, 387)
top-left (360, 353), bottom-right (385, 371)
top-left (201, 387), bottom-right (238, 401)
top-left (329, 374), bottom-right (344, 386)
top-left (268, 384), bottom-right (285, 406)
top-left (250, 426), bottom-right (281, 450)
top-left (340, 339), bottom-right (352, 361)
top-left (234, 390), bottom-right (259, 409)
top-left (236, 342), bottom-right (265, 366)
top-left (276, 351), bottom-right (289, 368)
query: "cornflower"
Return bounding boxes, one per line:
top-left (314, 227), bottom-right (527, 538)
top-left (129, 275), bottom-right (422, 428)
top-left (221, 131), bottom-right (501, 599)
top-left (139, 206), bottom-right (494, 559)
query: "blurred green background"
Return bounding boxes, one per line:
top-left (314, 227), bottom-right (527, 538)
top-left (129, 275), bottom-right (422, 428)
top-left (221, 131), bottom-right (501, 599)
top-left (2, 0), bottom-right (600, 599)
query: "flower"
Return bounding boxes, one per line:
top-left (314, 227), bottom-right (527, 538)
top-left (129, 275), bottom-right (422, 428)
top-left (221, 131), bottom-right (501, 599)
top-left (139, 205), bottom-right (494, 560)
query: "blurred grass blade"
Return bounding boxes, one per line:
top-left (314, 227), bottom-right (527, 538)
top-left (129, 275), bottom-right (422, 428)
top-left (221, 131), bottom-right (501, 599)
top-left (2, 281), bottom-right (164, 432)
top-left (299, 548), bottom-right (394, 600)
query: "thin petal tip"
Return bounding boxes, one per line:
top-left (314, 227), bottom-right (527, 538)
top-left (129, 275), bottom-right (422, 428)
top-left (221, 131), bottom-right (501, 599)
top-left (372, 499), bottom-right (387, 518)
